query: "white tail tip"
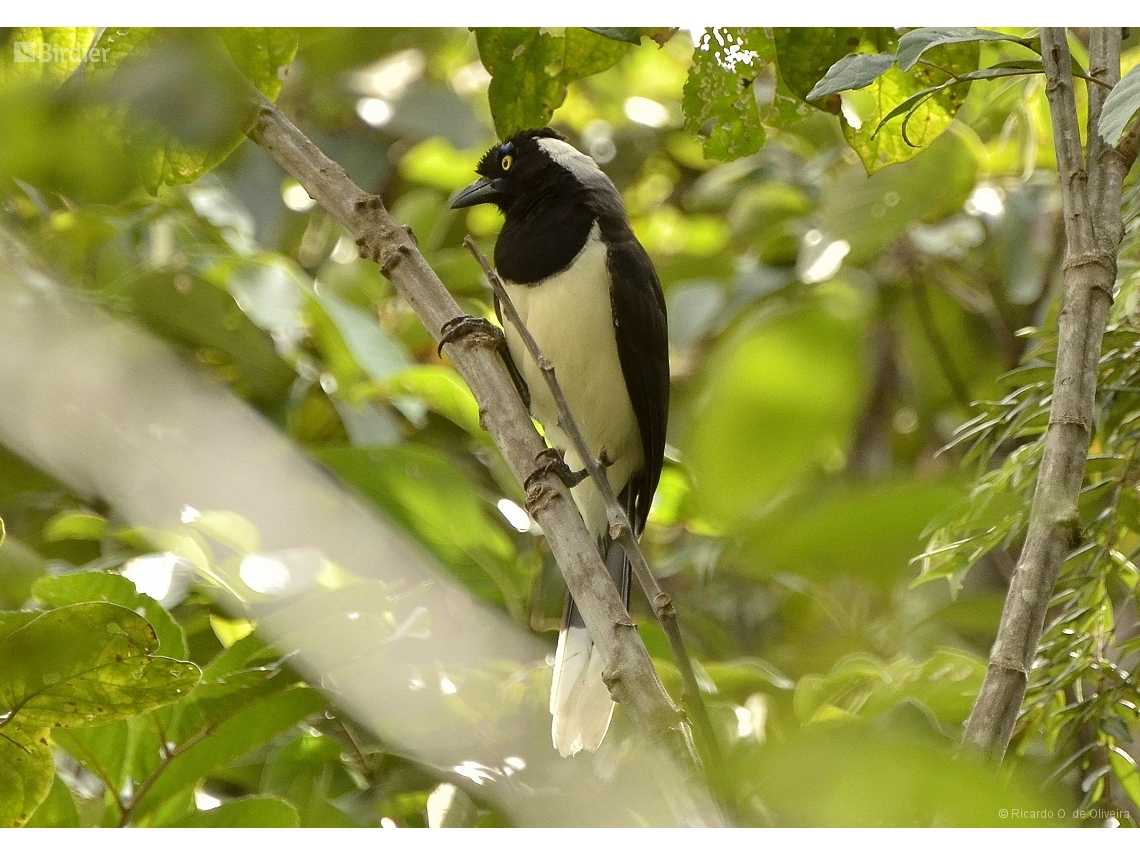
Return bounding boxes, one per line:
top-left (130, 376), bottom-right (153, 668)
top-left (550, 624), bottom-right (614, 757)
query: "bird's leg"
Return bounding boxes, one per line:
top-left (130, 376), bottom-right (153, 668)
top-left (525, 448), bottom-right (613, 492)
top-left (526, 447), bottom-right (588, 491)
top-left (438, 315), bottom-right (530, 408)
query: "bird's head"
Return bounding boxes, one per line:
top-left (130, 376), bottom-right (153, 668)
top-left (450, 127), bottom-right (609, 215)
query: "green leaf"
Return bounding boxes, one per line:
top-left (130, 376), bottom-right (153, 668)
top-left (42, 510), bottom-right (108, 542)
top-left (686, 301), bottom-right (865, 524)
top-left (841, 37), bottom-right (980, 171)
top-left (585, 28), bottom-right (645, 46)
top-left (315, 444), bottom-right (522, 610)
top-left (217, 27), bottom-right (297, 101)
top-left (0, 28), bottom-right (97, 84)
top-left (896, 28), bottom-right (1031, 72)
top-left (0, 602), bottom-right (199, 729)
top-left (262, 734), bottom-right (360, 826)
top-left (172, 796), bottom-right (300, 828)
top-left (0, 612), bottom-right (38, 642)
top-left (310, 288), bottom-right (411, 386)
top-left (1099, 64), bottom-right (1140, 147)
top-left (33, 571), bottom-right (188, 659)
top-left (774, 27), bottom-right (896, 110)
top-left (128, 686), bottom-right (326, 822)
top-left (124, 269), bottom-right (296, 405)
top-left (1109, 745), bottom-right (1140, 808)
top-left (739, 724), bottom-right (1070, 826)
top-left (375, 365), bottom-right (482, 437)
top-left (0, 722), bottom-right (53, 827)
top-left (87, 28), bottom-right (298, 192)
top-left (51, 720), bottom-right (134, 796)
top-left (682, 28), bottom-right (769, 160)
top-left (24, 773), bottom-right (81, 827)
top-left (476, 27), bottom-right (630, 137)
top-left (806, 53), bottom-right (895, 100)
top-left (822, 128), bottom-right (978, 265)
top-left (739, 480), bottom-right (966, 586)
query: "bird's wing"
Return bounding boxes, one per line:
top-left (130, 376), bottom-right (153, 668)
top-left (606, 238), bottom-right (669, 534)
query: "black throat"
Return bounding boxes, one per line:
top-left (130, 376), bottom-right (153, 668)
top-left (492, 197), bottom-right (597, 285)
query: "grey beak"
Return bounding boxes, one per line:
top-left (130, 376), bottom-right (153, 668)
top-left (450, 175), bottom-right (502, 209)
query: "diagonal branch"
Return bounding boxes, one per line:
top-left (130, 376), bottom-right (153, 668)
top-left (242, 93), bottom-right (712, 795)
top-left (962, 27), bottom-right (1122, 758)
top-left (463, 238), bottom-right (722, 769)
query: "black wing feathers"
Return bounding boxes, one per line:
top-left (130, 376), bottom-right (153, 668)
top-left (606, 237), bottom-right (669, 535)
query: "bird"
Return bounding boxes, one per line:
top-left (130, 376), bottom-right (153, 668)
top-left (450, 128), bottom-right (669, 756)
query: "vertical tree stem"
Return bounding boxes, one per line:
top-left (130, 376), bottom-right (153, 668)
top-left (962, 28), bottom-right (1123, 757)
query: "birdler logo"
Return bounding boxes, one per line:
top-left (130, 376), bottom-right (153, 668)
top-left (13, 41), bottom-right (109, 63)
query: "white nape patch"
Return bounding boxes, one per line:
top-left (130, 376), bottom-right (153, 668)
top-left (502, 224), bottom-right (643, 540)
top-left (536, 137), bottom-right (607, 185)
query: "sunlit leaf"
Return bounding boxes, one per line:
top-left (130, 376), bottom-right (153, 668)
top-left (0, 28), bottom-right (97, 84)
top-left (0, 721), bottom-right (53, 827)
top-left (682, 28), bottom-right (769, 160)
top-left (42, 510), bottom-right (108, 542)
top-left (476, 27), bottom-right (630, 137)
top-left (33, 571), bottom-right (188, 659)
top-left (0, 603), bottom-right (199, 729)
top-left (842, 39), bottom-right (978, 172)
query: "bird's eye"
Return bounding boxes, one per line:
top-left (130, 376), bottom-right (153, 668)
top-left (501, 154), bottom-right (514, 171)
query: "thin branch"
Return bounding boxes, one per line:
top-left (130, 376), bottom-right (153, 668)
top-left (962, 28), bottom-right (1123, 758)
top-left (242, 92), bottom-right (715, 807)
top-left (463, 237), bottom-right (722, 769)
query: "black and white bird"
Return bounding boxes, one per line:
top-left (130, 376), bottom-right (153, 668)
top-left (451, 128), bottom-right (669, 756)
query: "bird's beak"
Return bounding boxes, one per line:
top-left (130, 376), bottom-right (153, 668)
top-left (449, 175), bottom-right (502, 209)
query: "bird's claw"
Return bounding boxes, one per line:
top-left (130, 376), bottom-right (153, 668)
top-left (526, 447), bottom-right (590, 491)
top-left (438, 315), bottom-right (505, 358)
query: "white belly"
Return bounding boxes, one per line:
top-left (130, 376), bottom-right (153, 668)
top-left (502, 226), bottom-right (642, 540)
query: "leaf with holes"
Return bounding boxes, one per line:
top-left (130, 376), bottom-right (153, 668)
top-left (0, 602), bottom-right (199, 730)
top-left (476, 28), bottom-right (630, 138)
top-left (682, 28), bottom-right (772, 160)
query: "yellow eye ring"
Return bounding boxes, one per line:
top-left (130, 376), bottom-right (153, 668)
top-left (501, 154), bottom-right (514, 171)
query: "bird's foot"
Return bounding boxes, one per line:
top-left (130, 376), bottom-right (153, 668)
top-left (526, 447), bottom-right (590, 491)
top-left (438, 314), bottom-right (505, 358)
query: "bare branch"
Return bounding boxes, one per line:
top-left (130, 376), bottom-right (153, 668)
top-left (963, 28), bottom-right (1123, 758)
top-left (243, 94), bottom-right (712, 789)
top-left (463, 238), bottom-right (722, 768)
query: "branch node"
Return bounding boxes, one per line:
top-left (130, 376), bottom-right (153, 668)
top-left (379, 243), bottom-right (413, 278)
top-left (1048, 413), bottom-right (1090, 429)
top-left (523, 478), bottom-right (559, 518)
top-left (989, 654), bottom-right (1030, 677)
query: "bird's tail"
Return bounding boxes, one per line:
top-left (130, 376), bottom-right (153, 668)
top-left (550, 536), bottom-right (630, 757)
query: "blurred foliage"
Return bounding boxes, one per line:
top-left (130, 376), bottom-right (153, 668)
top-left (0, 25), bottom-right (1137, 827)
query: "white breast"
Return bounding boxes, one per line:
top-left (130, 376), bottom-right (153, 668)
top-left (502, 225), bottom-right (642, 540)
